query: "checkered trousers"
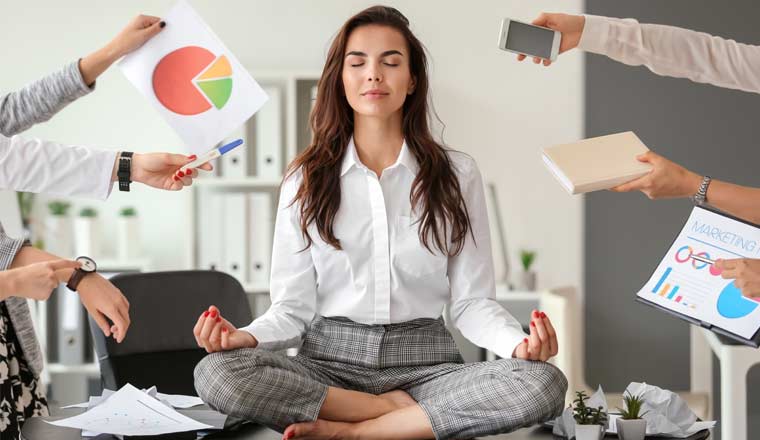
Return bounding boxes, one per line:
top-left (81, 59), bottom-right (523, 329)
top-left (194, 316), bottom-right (566, 439)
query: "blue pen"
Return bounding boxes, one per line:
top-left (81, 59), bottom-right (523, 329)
top-left (184, 138), bottom-right (244, 169)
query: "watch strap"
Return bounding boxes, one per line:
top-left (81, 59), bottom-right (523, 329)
top-left (693, 175), bottom-right (712, 205)
top-left (66, 269), bottom-right (86, 291)
top-left (118, 152), bottom-right (134, 192)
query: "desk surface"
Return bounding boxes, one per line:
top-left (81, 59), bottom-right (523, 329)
top-left (21, 413), bottom-right (560, 439)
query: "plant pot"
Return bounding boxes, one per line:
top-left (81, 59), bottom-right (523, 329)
top-left (616, 418), bottom-right (647, 440)
top-left (519, 270), bottom-right (537, 290)
top-left (74, 217), bottom-right (99, 257)
top-left (44, 216), bottom-right (73, 257)
top-left (574, 423), bottom-right (604, 440)
top-left (117, 216), bottom-right (140, 260)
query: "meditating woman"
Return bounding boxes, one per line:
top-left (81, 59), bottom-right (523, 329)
top-left (193, 6), bottom-right (567, 439)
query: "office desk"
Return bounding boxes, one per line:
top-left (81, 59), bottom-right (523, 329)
top-left (21, 411), bottom-right (562, 440)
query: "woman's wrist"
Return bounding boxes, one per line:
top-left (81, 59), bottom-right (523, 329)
top-left (0, 270), bottom-right (15, 300)
top-left (79, 45), bottom-right (120, 86)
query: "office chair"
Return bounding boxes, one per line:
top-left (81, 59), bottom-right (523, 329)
top-left (89, 270), bottom-right (253, 396)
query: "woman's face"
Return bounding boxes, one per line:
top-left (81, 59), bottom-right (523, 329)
top-left (342, 24), bottom-right (415, 120)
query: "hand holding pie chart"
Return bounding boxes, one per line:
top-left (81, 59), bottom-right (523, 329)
top-left (152, 46), bottom-right (233, 116)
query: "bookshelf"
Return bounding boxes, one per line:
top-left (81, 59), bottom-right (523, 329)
top-left (189, 70), bottom-right (321, 319)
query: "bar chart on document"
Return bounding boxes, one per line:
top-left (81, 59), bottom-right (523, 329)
top-left (637, 206), bottom-right (760, 339)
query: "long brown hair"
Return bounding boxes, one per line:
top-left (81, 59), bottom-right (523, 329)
top-left (287, 5), bottom-right (473, 256)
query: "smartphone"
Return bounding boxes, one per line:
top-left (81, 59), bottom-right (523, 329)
top-left (498, 18), bottom-right (561, 61)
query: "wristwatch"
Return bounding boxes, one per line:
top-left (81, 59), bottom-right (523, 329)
top-left (66, 256), bottom-right (98, 292)
top-left (692, 175), bottom-right (712, 205)
top-left (117, 152), bottom-right (134, 192)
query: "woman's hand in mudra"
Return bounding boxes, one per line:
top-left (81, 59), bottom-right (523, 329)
top-left (512, 310), bottom-right (558, 362)
top-left (193, 305), bottom-right (258, 353)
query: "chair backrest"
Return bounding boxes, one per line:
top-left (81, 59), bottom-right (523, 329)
top-left (89, 270), bottom-right (252, 395)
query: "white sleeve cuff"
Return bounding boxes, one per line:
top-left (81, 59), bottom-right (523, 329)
top-left (578, 14), bottom-right (614, 56)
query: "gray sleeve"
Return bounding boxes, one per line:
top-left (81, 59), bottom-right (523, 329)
top-left (0, 61), bottom-right (95, 136)
top-left (0, 222), bottom-right (27, 271)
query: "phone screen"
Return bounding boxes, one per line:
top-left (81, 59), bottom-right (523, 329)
top-left (506, 21), bottom-right (555, 59)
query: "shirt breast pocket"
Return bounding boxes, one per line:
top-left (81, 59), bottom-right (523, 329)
top-left (393, 215), bottom-right (447, 279)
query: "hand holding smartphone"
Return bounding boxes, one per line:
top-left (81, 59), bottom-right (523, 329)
top-left (498, 18), bottom-right (561, 61)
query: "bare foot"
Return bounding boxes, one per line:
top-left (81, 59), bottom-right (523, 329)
top-left (283, 419), bottom-right (355, 439)
top-left (378, 389), bottom-right (417, 410)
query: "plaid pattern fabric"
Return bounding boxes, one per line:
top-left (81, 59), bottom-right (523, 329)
top-left (194, 316), bottom-right (567, 439)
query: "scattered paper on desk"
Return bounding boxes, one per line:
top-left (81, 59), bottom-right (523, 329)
top-left (48, 384), bottom-right (212, 436)
top-left (63, 386), bottom-right (204, 410)
top-left (156, 392), bottom-right (205, 409)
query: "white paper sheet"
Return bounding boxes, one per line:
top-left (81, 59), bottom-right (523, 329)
top-left (63, 387), bottom-right (204, 410)
top-left (48, 384), bottom-right (212, 436)
top-left (119, 0), bottom-right (268, 154)
top-left (637, 206), bottom-right (760, 339)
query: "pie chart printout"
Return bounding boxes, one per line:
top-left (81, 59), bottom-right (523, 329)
top-left (152, 46), bottom-right (233, 115)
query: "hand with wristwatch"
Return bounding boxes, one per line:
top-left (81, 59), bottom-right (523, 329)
top-left (63, 255), bottom-right (131, 343)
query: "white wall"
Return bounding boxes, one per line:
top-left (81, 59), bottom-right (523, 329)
top-left (1, 0), bottom-right (583, 291)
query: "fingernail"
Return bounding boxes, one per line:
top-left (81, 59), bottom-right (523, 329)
top-left (222, 327), bottom-right (228, 333)
top-left (203, 311), bottom-right (209, 317)
top-left (533, 311), bottom-right (539, 318)
top-left (530, 321), bottom-right (536, 327)
top-left (216, 317), bottom-right (221, 323)
top-left (160, 21), bottom-right (166, 28)
top-left (178, 171), bottom-right (185, 177)
top-left (523, 338), bottom-right (528, 343)
top-left (287, 432), bottom-right (294, 439)
top-left (184, 169), bottom-right (191, 175)
top-left (540, 312), bottom-right (546, 318)
top-left (210, 311), bottom-right (218, 318)
top-left (188, 155), bottom-right (197, 160)
top-left (173, 175), bottom-right (179, 181)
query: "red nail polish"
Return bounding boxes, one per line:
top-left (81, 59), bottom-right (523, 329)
top-left (184, 169), bottom-right (191, 175)
top-left (287, 432), bottom-right (294, 439)
top-left (222, 327), bottom-right (228, 333)
top-left (216, 317), bottom-right (221, 323)
top-left (523, 338), bottom-right (528, 343)
top-left (533, 311), bottom-right (539, 318)
top-left (203, 311), bottom-right (209, 317)
top-left (178, 171), bottom-right (185, 177)
top-left (530, 321), bottom-right (536, 327)
top-left (210, 311), bottom-right (218, 318)
top-left (188, 155), bottom-right (197, 160)
top-left (540, 312), bottom-right (546, 319)
top-left (173, 175), bottom-right (179, 181)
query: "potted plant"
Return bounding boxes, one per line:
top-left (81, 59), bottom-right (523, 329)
top-left (117, 206), bottom-right (140, 260)
top-left (573, 391), bottom-right (607, 440)
top-left (45, 200), bottom-right (73, 257)
top-left (519, 249), bottom-right (537, 290)
top-left (616, 392), bottom-right (648, 440)
top-left (74, 207), bottom-right (99, 257)
top-left (17, 192), bottom-right (35, 241)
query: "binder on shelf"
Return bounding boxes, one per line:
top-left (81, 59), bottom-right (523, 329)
top-left (310, 85), bottom-right (318, 111)
top-left (198, 192), bottom-right (224, 271)
top-left (57, 286), bottom-right (85, 365)
top-left (219, 124), bottom-right (249, 178)
top-left (222, 193), bottom-right (247, 284)
top-left (255, 85), bottom-right (283, 179)
top-left (248, 192), bottom-right (273, 284)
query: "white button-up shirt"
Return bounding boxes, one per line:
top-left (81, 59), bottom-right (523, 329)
top-left (243, 138), bottom-right (526, 358)
top-left (0, 135), bottom-right (115, 200)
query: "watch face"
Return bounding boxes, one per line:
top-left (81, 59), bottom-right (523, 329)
top-left (76, 256), bottom-right (97, 273)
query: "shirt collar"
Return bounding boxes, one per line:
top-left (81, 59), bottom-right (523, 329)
top-left (340, 136), bottom-right (419, 177)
